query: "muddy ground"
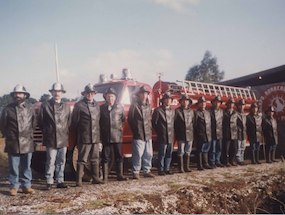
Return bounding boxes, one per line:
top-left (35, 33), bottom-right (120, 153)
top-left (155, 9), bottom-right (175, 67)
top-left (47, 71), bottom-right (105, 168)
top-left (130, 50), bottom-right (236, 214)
top-left (0, 139), bottom-right (285, 214)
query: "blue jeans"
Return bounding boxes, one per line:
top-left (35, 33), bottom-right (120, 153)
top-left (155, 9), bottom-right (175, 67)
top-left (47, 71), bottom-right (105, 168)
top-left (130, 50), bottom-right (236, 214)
top-left (236, 140), bottom-right (246, 162)
top-left (45, 147), bottom-right (67, 184)
top-left (8, 153), bottom-right (32, 189)
top-left (178, 140), bottom-right (193, 156)
top-left (250, 142), bottom-right (260, 152)
top-left (132, 139), bottom-right (153, 174)
top-left (201, 142), bottom-right (211, 153)
top-left (158, 143), bottom-right (173, 172)
top-left (210, 139), bottom-right (222, 165)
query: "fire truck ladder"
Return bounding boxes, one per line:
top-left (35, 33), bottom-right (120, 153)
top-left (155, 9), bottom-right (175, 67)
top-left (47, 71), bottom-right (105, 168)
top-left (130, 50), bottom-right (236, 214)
top-left (176, 80), bottom-right (256, 100)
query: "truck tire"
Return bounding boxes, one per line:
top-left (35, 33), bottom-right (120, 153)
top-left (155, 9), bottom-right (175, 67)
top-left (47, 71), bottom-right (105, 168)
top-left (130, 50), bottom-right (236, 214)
top-left (31, 151), bottom-right (46, 175)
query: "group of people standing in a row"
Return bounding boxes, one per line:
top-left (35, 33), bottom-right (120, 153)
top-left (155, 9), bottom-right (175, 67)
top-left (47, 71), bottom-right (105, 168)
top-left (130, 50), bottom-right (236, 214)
top-left (0, 83), bottom-right (279, 197)
top-left (152, 91), bottom-right (278, 175)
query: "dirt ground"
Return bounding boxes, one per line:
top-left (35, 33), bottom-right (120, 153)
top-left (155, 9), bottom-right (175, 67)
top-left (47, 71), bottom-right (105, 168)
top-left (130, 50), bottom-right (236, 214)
top-left (0, 139), bottom-right (285, 214)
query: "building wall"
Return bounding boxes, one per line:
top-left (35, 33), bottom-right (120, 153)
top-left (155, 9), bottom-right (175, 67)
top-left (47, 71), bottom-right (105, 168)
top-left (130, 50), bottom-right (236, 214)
top-left (253, 82), bottom-right (285, 157)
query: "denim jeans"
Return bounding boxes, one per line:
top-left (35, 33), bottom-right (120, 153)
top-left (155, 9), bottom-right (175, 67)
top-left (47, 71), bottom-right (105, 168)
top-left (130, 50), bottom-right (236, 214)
top-left (45, 147), bottom-right (67, 184)
top-left (236, 140), bottom-right (246, 162)
top-left (132, 139), bottom-right (153, 174)
top-left (158, 143), bottom-right (173, 172)
top-left (210, 139), bottom-right (222, 165)
top-left (265, 143), bottom-right (277, 152)
top-left (250, 142), bottom-right (260, 152)
top-left (8, 153), bottom-right (32, 189)
top-left (201, 142), bottom-right (211, 153)
top-left (178, 140), bottom-right (193, 156)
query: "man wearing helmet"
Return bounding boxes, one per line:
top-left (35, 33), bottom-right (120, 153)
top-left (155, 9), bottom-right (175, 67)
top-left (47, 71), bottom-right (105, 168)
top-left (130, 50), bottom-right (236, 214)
top-left (100, 87), bottom-right (128, 182)
top-left (222, 98), bottom-right (238, 166)
top-left (39, 83), bottom-right (71, 190)
top-left (262, 106), bottom-right (278, 163)
top-left (194, 96), bottom-right (212, 170)
top-left (0, 85), bottom-right (36, 196)
top-left (71, 84), bottom-right (104, 186)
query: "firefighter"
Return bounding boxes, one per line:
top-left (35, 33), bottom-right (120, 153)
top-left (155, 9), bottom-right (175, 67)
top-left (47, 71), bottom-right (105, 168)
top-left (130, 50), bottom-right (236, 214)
top-left (71, 84), bottom-right (104, 186)
top-left (152, 92), bottom-right (175, 175)
top-left (174, 94), bottom-right (194, 173)
top-left (236, 99), bottom-right (247, 165)
top-left (39, 83), bottom-right (71, 190)
top-left (0, 85), bottom-right (36, 196)
top-left (194, 96), bottom-right (212, 170)
top-left (246, 103), bottom-right (262, 164)
top-left (128, 86), bottom-right (155, 179)
top-left (222, 98), bottom-right (238, 166)
top-left (262, 106), bottom-right (278, 163)
top-left (209, 96), bottom-right (224, 168)
top-left (100, 87), bottom-right (128, 182)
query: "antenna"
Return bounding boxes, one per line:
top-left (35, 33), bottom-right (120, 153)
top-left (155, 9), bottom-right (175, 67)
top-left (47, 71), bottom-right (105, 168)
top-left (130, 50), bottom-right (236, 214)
top-left (54, 43), bottom-right (60, 82)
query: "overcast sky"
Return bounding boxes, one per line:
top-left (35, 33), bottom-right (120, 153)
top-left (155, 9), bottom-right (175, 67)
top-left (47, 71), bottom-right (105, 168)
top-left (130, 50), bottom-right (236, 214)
top-left (0, 0), bottom-right (284, 99)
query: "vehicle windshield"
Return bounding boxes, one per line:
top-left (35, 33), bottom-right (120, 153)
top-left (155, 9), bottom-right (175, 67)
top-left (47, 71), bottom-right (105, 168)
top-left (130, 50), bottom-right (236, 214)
top-left (93, 83), bottom-right (124, 103)
top-left (93, 83), bottom-right (146, 105)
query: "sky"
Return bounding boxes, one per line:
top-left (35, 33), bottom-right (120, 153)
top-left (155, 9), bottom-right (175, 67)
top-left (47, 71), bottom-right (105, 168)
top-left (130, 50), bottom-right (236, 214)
top-left (0, 0), bottom-right (284, 99)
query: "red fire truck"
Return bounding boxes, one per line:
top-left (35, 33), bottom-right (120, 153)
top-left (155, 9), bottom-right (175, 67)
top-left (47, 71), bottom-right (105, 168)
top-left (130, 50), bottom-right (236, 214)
top-left (31, 70), bottom-right (257, 175)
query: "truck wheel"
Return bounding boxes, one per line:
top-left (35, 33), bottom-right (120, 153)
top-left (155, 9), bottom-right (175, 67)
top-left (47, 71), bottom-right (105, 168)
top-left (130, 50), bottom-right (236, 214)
top-left (31, 151), bottom-right (46, 175)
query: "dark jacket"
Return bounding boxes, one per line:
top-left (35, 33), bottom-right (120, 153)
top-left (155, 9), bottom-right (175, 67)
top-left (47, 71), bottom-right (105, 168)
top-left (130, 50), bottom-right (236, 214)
top-left (71, 98), bottom-right (100, 144)
top-left (262, 116), bottom-right (278, 146)
top-left (237, 110), bottom-right (247, 141)
top-left (223, 109), bottom-right (238, 141)
top-left (128, 100), bottom-right (152, 141)
top-left (152, 105), bottom-right (175, 144)
top-left (174, 107), bottom-right (194, 142)
top-left (210, 107), bottom-right (223, 140)
top-left (246, 113), bottom-right (262, 143)
top-left (0, 101), bottom-right (36, 154)
top-left (194, 109), bottom-right (212, 143)
top-left (39, 99), bottom-right (71, 149)
top-left (100, 103), bottom-right (125, 144)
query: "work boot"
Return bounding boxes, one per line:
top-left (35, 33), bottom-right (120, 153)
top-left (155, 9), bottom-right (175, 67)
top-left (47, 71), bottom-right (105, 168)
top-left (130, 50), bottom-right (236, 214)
top-left (178, 155), bottom-right (184, 173)
top-left (22, 187), bottom-right (35, 194)
top-left (197, 153), bottom-right (204, 171)
top-left (102, 162), bottom-right (109, 183)
top-left (266, 150), bottom-right (272, 163)
top-left (216, 163), bottom-right (224, 167)
top-left (255, 151), bottom-right (261, 164)
top-left (225, 156), bottom-right (231, 167)
top-left (184, 154), bottom-right (191, 172)
top-left (76, 164), bottom-right (84, 187)
top-left (272, 149), bottom-right (278, 162)
top-left (143, 172), bottom-right (155, 178)
top-left (251, 151), bottom-right (256, 164)
top-left (116, 162), bottom-right (128, 181)
top-left (91, 163), bottom-right (104, 184)
top-left (133, 173), bottom-right (140, 180)
top-left (10, 188), bottom-right (18, 196)
top-left (202, 153), bottom-right (213, 169)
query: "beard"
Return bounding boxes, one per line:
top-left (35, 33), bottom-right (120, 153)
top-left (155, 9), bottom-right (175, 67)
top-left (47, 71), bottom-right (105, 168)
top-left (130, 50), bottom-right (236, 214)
top-left (15, 96), bottom-right (25, 104)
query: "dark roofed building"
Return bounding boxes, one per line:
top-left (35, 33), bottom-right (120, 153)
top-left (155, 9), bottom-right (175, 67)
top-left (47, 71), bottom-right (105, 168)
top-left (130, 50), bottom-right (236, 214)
top-left (220, 65), bottom-right (285, 87)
